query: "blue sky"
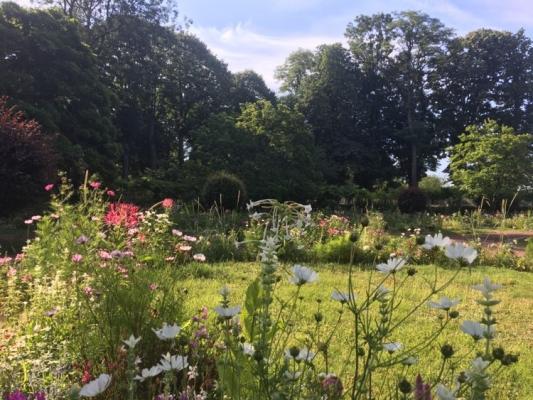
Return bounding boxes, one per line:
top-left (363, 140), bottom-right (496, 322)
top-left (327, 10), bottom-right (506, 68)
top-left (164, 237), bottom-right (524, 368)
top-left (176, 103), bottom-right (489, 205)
top-left (179, 0), bottom-right (533, 90)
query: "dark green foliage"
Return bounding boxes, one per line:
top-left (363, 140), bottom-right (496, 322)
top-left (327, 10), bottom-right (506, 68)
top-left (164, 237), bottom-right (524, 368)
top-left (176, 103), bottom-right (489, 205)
top-left (397, 187), bottom-right (428, 213)
top-left (202, 172), bottom-right (248, 210)
top-left (0, 98), bottom-right (55, 215)
top-left (0, 3), bottom-right (119, 182)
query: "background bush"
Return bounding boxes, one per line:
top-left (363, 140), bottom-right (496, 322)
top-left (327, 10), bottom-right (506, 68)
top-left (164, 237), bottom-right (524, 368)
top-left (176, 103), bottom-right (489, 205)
top-left (201, 171), bottom-right (248, 210)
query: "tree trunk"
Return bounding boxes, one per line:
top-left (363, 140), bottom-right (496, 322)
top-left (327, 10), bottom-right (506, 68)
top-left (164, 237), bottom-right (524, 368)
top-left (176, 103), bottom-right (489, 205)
top-left (410, 142), bottom-right (418, 187)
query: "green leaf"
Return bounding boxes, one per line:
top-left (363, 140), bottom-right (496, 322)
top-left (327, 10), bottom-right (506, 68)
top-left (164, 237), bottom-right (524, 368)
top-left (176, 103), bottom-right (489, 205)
top-left (242, 278), bottom-right (263, 341)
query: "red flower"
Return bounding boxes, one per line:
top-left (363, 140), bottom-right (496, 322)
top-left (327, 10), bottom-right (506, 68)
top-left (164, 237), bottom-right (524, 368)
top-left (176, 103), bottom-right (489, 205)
top-left (104, 203), bottom-right (139, 228)
top-left (162, 198), bottom-right (174, 208)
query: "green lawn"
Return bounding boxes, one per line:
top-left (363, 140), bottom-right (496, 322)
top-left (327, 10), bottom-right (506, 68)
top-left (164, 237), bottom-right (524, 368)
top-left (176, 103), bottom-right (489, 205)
top-left (179, 262), bottom-right (533, 399)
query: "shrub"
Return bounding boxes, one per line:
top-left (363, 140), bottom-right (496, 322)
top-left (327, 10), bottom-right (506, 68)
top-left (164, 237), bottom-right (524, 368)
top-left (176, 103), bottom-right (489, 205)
top-left (0, 97), bottom-right (55, 215)
top-left (201, 171), bottom-right (247, 210)
top-left (397, 186), bottom-right (428, 213)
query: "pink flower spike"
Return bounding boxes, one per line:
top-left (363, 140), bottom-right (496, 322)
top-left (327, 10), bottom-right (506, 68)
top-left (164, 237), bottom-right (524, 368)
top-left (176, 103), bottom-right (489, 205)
top-left (162, 198), bottom-right (174, 208)
top-left (89, 181), bottom-right (101, 189)
top-left (44, 183), bottom-right (54, 191)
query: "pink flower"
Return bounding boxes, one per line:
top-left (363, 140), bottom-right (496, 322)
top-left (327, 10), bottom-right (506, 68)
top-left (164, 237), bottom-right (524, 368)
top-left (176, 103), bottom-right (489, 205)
top-left (414, 375), bottom-right (432, 400)
top-left (149, 283), bottom-right (158, 291)
top-left (89, 181), bottom-right (101, 189)
top-left (44, 183), bottom-right (54, 191)
top-left (162, 198), bottom-right (174, 208)
top-left (178, 245), bottom-right (192, 252)
top-left (83, 286), bottom-right (94, 296)
top-left (24, 219), bottom-right (33, 225)
top-left (183, 235), bottom-right (197, 242)
top-left (193, 253), bottom-right (206, 262)
top-left (105, 203), bottom-right (139, 228)
top-left (165, 256), bottom-right (176, 261)
top-left (31, 215), bottom-right (42, 221)
top-left (99, 250), bottom-right (112, 260)
top-left (106, 190), bottom-right (116, 197)
top-left (7, 267), bottom-right (17, 277)
top-left (71, 254), bottom-right (83, 263)
top-left (15, 253), bottom-right (24, 262)
top-left (0, 257), bottom-right (13, 266)
top-left (172, 229), bottom-right (183, 237)
top-left (51, 213), bottom-right (60, 220)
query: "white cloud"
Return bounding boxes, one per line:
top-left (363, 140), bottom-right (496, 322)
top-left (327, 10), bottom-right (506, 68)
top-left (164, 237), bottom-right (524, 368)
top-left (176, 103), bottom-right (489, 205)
top-left (189, 22), bottom-right (343, 90)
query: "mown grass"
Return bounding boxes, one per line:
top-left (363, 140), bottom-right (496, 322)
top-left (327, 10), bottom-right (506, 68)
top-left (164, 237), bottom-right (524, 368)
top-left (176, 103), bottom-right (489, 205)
top-left (179, 262), bottom-right (533, 399)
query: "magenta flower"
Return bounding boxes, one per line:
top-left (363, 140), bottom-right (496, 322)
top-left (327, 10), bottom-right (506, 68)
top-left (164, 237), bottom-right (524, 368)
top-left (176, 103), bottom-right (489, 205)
top-left (44, 184), bottom-right (54, 191)
top-left (34, 392), bottom-right (46, 400)
top-left (6, 390), bottom-right (27, 400)
top-left (71, 254), bottom-right (83, 263)
top-left (106, 190), bottom-right (116, 197)
top-left (414, 374), bottom-right (432, 400)
top-left (89, 181), bottom-right (101, 189)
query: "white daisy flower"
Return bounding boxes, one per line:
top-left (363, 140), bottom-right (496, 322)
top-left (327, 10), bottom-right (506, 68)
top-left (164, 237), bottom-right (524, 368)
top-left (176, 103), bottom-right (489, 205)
top-left (383, 342), bottom-right (402, 352)
top-left (428, 296), bottom-right (460, 310)
top-left (436, 384), bottom-right (456, 400)
top-left (376, 257), bottom-right (406, 274)
top-left (134, 365), bottom-right (163, 382)
top-left (79, 374), bottom-right (111, 397)
top-left (445, 243), bottom-right (478, 264)
top-left (289, 264), bottom-right (318, 285)
top-left (122, 334), bottom-right (141, 349)
top-left (460, 321), bottom-right (495, 340)
top-left (331, 290), bottom-right (351, 303)
top-left (159, 353), bottom-right (188, 372)
top-left (472, 277), bottom-right (501, 298)
top-left (214, 305), bottom-right (241, 318)
top-left (422, 233), bottom-right (452, 250)
top-left (152, 323), bottom-right (181, 341)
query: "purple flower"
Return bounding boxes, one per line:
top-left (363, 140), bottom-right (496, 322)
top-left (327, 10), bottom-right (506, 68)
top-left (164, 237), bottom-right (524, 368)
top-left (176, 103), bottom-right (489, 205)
top-left (6, 390), bottom-right (27, 400)
top-left (76, 235), bottom-right (89, 245)
top-left (34, 392), bottom-right (46, 400)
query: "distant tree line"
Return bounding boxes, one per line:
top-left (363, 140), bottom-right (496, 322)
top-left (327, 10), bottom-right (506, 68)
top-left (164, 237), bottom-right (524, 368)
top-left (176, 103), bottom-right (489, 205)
top-left (1, 1), bottom-right (532, 211)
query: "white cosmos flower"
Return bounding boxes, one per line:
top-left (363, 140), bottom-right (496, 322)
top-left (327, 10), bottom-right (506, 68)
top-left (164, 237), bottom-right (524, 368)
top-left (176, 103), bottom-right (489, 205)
top-left (153, 323), bottom-right (181, 341)
top-left (383, 342), bottom-right (402, 352)
top-left (214, 305), bottom-right (241, 318)
top-left (422, 233), bottom-right (452, 250)
top-left (159, 353), bottom-right (188, 372)
top-left (134, 365), bottom-right (163, 382)
top-left (375, 285), bottom-right (391, 300)
top-left (289, 264), bottom-right (318, 285)
top-left (296, 347), bottom-right (315, 362)
top-left (79, 374), bottom-right (112, 397)
top-left (401, 356), bottom-right (418, 366)
top-left (331, 290), bottom-right (351, 303)
top-left (241, 342), bottom-right (255, 356)
top-left (460, 321), bottom-right (495, 340)
top-left (376, 257), bottom-right (406, 274)
top-left (473, 277), bottom-right (501, 298)
top-left (284, 371), bottom-right (302, 380)
top-left (444, 243), bottom-right (478, 264)
top-left (428, 296), bottom-right (460, 310)
top-left (122, 334), bottom-right (141, 349)
top-left (303, 204), bottom-right (312, 213)
top-left (436, 384), bottom-right (456, 400)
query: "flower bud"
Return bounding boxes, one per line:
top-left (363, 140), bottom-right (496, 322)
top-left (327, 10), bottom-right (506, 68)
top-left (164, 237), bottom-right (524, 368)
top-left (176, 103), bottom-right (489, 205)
top-left (492, 347), bottom-right (505, 360)
top-left (314, 312), bottom-right (323, 323)
top-left (350, 231), bottom-right (359, 242)
top-left (398, 378), bottom-right (412, 394)
top-left (360, 215), bottom-right (369, 227)
top-left (441, 344), bottom-right (454, 359)
top-left (407, 267), bottom-right (417, 276)
top-left (448, 310), bottom-right (459, 319)
top-left (289, 346), bottom-right (300, 358)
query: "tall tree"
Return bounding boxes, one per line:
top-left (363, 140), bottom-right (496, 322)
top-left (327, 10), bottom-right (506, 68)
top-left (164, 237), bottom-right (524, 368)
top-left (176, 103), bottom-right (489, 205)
top-left (231, 70), bottom-right (276, 107)
top-left (346, 11), bottom-right (453, 187)
top-left (275, 49), bottom-right (316, 96)
top-left (433, 29), bottom-right (533, 141)
top-left (0, 2), bottom-right (119, 181)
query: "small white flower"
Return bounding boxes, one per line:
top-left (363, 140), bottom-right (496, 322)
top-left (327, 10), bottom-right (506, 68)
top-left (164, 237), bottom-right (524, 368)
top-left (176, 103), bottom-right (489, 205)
top-left (193, 253), bottom-right (206, 262)
top-left (469, 356), bottom-right (490, 372)
top-left (422, 233), bottom-right (452, 250)
top-left (401, 356), bottom-right (418, 366)
top-left (428, 297), bottom-right (460, 310)
top-left (241, 342), bottom-right (255, 356)
top-left (79, 374), bottom-right (111, 397)
top-left (375, 285), bottom-right (391, 300)
top-left (460, 321), bottom-right (495, 340)
top-left (296, 347), bottom-right (315, 362)
top-left (445, 243), bottom-right (478, 264)
top-left (472, 277), bottom-right (501, 298)
top-left (383, 342), bottom-right (402, 352)
top-left (153, 323), bottom-right (181, 341)
top-left (284, 371), bottom-right (302, 380)
top-left (303, 204), bottom-right (312, 213)
top-left (290, 264), bottom-right (318, 285)
top-left (436, 384), bottom-right (456, 400)
top-left (214, 305), bottom-right (241, 318)
top-left (376, 257), bottom-right (406, 274)
top-left (159, 353), bottom-right (188, 371)
top-left (331, 290), bottom-right (351, 303)
top-left (122, 334), bottom-right (141, 349)
top-left (134, 365), bottom-right (163, 382)
top-left (219, 286), bottom-right (231, 297)
top-left (250, 212), bottom-right (262, 220)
